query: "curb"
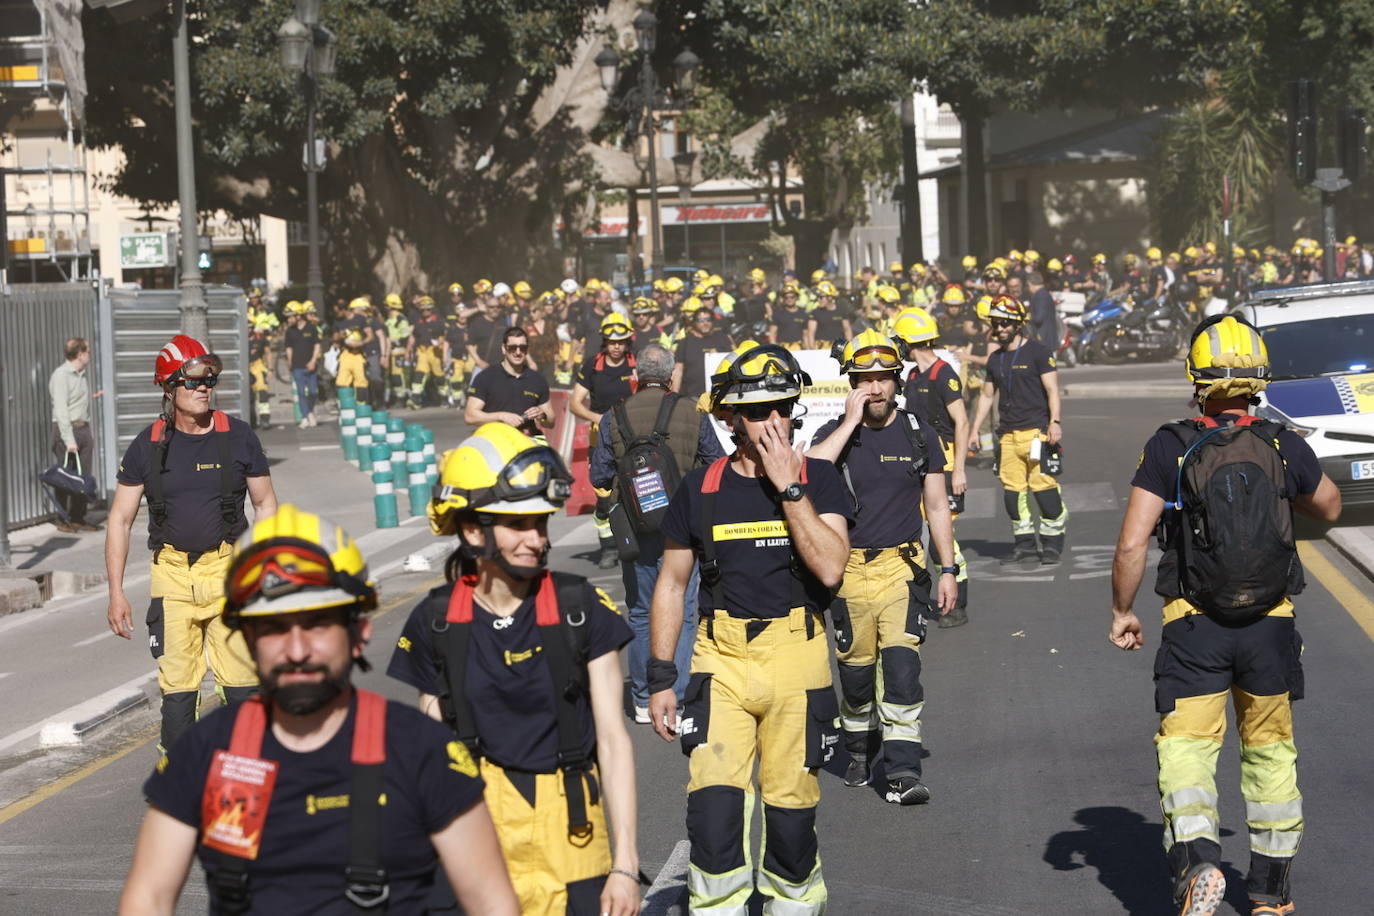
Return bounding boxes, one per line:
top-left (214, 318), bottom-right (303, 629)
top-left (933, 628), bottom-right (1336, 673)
top-left (1325, 526), bottom-right (1374, 583)
top-left (0, 672), bottom-right (156, 756)
top-left (1062, 384), bottom-right (1181, 399)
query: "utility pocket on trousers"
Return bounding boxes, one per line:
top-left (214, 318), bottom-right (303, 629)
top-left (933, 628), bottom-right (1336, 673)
top-left (829, 597), bottom-right (853, 653)
top-left (679, 673), bottom-right (712, 757)
top-left (146, 598), bottom-right (165, 661)
top-left (1287, 629), bottom-right (1305, 702)
top-left (905, 578), bottom-right (931, 642)
top-left (804, 686), bottom-right (841, 769)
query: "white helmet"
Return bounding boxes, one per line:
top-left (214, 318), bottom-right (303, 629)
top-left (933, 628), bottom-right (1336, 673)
top-left (492, 282), bottom-right (512, 298)
top-left (560, 278), bottom-right (580, 295)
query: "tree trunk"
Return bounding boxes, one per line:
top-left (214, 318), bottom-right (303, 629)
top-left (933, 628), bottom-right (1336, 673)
top-left (963, 113), bottom-right (989, 260)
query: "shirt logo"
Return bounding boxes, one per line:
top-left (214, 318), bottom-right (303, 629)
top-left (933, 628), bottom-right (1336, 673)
top-left (595, 587), bottom-right (620, 615)
top-left (711, 520), bottom-right (790, 541)
top-left (305, 792), bottom-right (388, 815)
top-left (492, 616), bottom-right (515, 630)
top-left (196, 462), bottom-right (222, 472)
top-left (396, 636), bottom-right (412, 652)
top-left (948, 378), bottom-right (960, 392)
top-left (880, 454), bottom-right (913, 463)
top-left (447, 741), bottom-right (478, 777)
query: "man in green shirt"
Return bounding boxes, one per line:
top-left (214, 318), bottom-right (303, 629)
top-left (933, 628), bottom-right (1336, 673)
top-left (49, 337), bottom-right (98, 531)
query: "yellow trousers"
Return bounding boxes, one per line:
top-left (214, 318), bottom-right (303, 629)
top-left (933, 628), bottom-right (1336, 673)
top-left (337, 349), bottom-right (368, 388)
top-left (481, 758), bottom-right (611, 916)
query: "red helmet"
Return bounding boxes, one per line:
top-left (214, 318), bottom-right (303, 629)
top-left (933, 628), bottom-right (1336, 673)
top-left (154, 334), bottom-right (222, 386)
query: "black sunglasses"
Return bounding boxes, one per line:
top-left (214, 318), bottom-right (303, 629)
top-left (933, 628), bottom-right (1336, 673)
top-left (505, 344), bottom-right (528, 353)
top-left (737, 400), bottom-right (795, 421)
top-left (990, 318), bottom-right (1018, 329)
top-left (174, 375), bottom-right (220, 390)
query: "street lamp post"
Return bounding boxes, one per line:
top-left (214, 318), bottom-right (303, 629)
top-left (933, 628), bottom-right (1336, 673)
top-left (172, 0), bottom-right (207, 340)
top-left (597, 16), bottom-right (698, 283)
top-left (673, 150), bottom-right (696, 262)
top-left (279, 0), bottom-right (337, 310)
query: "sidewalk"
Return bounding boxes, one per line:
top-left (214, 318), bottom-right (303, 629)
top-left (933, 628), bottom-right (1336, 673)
top-left (1326, 521), bottom-right (1374, 582)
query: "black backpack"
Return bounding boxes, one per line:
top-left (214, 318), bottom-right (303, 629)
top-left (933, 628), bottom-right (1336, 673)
top-left (612, 392), bottom-right (684, 535)
top-left (1163, 415), bottom-right (1301, 624)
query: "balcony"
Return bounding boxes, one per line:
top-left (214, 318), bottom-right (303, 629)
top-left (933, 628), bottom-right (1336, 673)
top-left (924, 106), bottom-right (962, 149)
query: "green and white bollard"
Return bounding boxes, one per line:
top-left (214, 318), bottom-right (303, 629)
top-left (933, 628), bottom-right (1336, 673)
top-left (356, 403), bottom-right (374, 472)
top-left (420, 427), bottom-right (438, 488)
top-left (371, 410), bottom-right (389, 468)
top-left (387, 417), bottom-right (407, 475)
top-left (405, 426), bottom-right (428, 517)
top-left (371, 442), bottom-right (399, 528)
top-left (338, 388), bottom-right (358, 463)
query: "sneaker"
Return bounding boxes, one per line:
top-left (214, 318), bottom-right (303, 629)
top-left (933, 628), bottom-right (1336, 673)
top-left (1175, 863), bottom-right (1225, 916)
top-left (1040, 546), bottom-right (1061, 566)
top-left (54, 521), bottom-right (77, 533)
top-left (1249, 903), bottom-right (1295, 916)
top-left (299, 417), bottom-right (311, 429)
top-left (843, 758), bottom-right (871, 788)
top-left (633, 706), bottom-right (650, 724)
top-left (937, 606), bottom-right (968, 629)
top-left (884, 776), bottom-right (931, 805)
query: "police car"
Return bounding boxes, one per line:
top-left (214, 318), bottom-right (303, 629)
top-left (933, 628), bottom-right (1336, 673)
top-left (1235, 281), bottom-right (1374, 507)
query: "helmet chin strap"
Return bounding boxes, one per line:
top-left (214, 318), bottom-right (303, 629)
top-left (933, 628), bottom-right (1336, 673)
top-left (462, 519), bottom-right (549, 580)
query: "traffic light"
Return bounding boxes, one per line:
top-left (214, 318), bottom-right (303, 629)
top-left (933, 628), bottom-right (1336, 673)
top-left (197, 249), bottom-right (213, 271)
top-left (1288, 79), bottom-right (1317, 185)
top-left (1339, 107), bottom-right (1367, 183)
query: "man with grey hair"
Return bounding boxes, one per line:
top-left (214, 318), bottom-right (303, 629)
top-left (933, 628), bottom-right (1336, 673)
top-left (589, 343), bottom-right (727, 722)
top-left (49, 337), bottom-right (99, 531)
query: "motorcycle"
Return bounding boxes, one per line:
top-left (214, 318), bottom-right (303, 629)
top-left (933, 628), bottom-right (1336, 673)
top-left (1071, 296), bottom-right (1131, 364)
top-left (1080, 287), bottom-right (1193, 364)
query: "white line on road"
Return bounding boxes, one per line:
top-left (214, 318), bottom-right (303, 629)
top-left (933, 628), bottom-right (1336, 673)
top-left (0, 673), bottom-right (11, 681)
top-left (71, 631), bottom-right (114, 648)
top-left (298, 444), bottom-right (339, 451)
top-left (642, 839), bottom-right (690, 916)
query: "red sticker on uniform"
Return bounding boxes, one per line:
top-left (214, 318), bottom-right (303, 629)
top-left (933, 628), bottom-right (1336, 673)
top-left (201, 750), bottom-right (278, 860)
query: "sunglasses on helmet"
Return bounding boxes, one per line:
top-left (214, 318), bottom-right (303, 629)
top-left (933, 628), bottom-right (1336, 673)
top-left (223, 538), bottom-right (374, 618)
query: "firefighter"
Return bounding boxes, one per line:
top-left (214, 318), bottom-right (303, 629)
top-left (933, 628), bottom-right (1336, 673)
top-left (1109, 316), bottom-right (1341, 916)
top-left (648, 342), bottom-right (851, 915)
top-left (408, 296), bottom-right (448, 408)
top-left (247, 308), bottom-right (275, 430)
top-left (892, 307), bottom-right (971, 628)
top-left (969, 294), bottom-right (1067, 566)
top-left (571, 313), bottom-right (638, 569)
top-left (808, 329), bottom-right (958, 800)
top-left (384, 292), bottom-right (413, 407)
top-left (767, 281), bottom-right (808, 349)
top-left (388, 424), bottom-right (642, 916)
top-left (104, 335), bottom-right (278, 754)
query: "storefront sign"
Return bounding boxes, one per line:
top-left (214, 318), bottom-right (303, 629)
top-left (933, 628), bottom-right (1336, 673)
top-left (118, 232), bottom-right (174, 269)
top-left (666, 203), bottom-right (772, 225)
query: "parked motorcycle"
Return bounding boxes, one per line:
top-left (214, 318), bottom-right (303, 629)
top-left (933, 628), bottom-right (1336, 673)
top-left (1080, 285), bottom-right (1193, 364)
top-left (1072, 296), bottom-right (1131, 364)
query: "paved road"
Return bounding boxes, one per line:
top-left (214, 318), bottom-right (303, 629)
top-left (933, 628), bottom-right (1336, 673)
top-left (2, 376), bottom-right (1373, 914)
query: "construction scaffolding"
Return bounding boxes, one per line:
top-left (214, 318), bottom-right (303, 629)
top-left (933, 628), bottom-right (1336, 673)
top-left (1, 0), bottom-right (93, 282)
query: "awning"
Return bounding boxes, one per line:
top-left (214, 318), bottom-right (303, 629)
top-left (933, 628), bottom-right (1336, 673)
top-left (920, 111), bottom-right (1166, 180)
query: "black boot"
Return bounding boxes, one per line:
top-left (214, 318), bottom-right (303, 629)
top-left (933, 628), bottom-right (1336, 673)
top-left (999, 535), bottom-right (1039, 566)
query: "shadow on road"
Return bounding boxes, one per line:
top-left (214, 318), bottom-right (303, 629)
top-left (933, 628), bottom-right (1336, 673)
top-left (1043, 806), bottom-right (1170, 915)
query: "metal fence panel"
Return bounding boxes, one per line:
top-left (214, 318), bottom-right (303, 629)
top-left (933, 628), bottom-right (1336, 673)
top-left (1, 282), bottom-right (101, 528)
top-left (98, 287), bottom-right (248, 492)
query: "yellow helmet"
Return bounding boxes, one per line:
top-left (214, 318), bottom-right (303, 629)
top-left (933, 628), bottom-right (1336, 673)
top-left (982, 264), bottom-right (1006, 281)
top-left (680, 295), bottom-right (704, 315)
top-left (513, 280), bottom-right (533, 300)
top-left (748, 267), bottom-right (766, 283)
top-left (890, 307), bottom-right (939, 345)
top-left (631, 296), bottom-right (660, 315)
top-left (1046, 257), bottom-right (1064, 272)
top-left (1124, 252), bottom-right (1140, 265)
top-left (874, 284), bottom-right (902, 305)
top-left (1232, 245), bottom-right (1246, 259)
top-left (418, 295), bottom-right (436, 310)
top-left (663, 276), bottom-right (686, 294)
top-left (694, 268), bottom-right (711, 282)
top-left (841, 328), bottom-right (903, 374)
top-left (300, 300), bottom-right (317, 314)
top-left (1185, 315), bottom-right (1270, 400)
top-left (888, 260), bottom-right (904, 274)
top-left (429, 424), bottom-right (572, 533)
top-left (472, 278), bottom-right (494, 295)
top-left (987, 294), bottom-right (1028, 323)
top-left (385, 292), bottom-right (404, 309)
top-left (1024, 249), bottom-right (1041, 263)
top-left (694, 280), bottom-right (723, 298)
top-left (1008, 249), bottom-right (1024, 262)
top-left (448, 282), bottom-right (464, 296)
top-left (349, 296), bottom-right (372, 312)
top-left (1145, 246), bottom-right (1162, 260)
top-left (1204, 241), bottom-right (1218, 255)
top-left (343, 329), bottom-right (365, 347)
top-left (1168, 251), bottom-right (1181, 262)
top-left (909, 262), bottom-right (927, 276)
top-left (815, 280), bottom-right (839, 298)
top-left (779, 281), bottom-right (801, 298)
top-left (1184, 245), bottom-right (1200, 260)
top-left (539, 290), bottom-right (560, 306)
top-left (221, 504), bottom-right (377, 628)
top-left (1346, 235), bottom-right (1359, 246)
top-left (652, 278), bottom-right (666, 292)
top-left (961, 254), bottom-right (978, 270)
top-left (283, 299), bottom-right (303, 315)
top-left (940, 283), bottom-right (968, 305)
top-left (810, 268), bottom-right (828, 284)
top-left (975, 295), bottom-right (993, 322)
top-left (600, 312), bottom-right (633, 340)
top-left (708, 340), bottom-right (812, 408)
top-left (1092, 252), bottom-right (1107, 265)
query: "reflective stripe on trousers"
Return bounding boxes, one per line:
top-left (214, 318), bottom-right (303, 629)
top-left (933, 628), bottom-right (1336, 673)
top-left (683, 607), bottom-right (834, 915)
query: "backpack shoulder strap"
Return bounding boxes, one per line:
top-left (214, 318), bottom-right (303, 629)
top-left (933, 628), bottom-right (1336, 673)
top-left (210, 697), bottom-right (270, 913)
top-left (650, 391), bottom-right (680, 440)
top-left (897, 410), bottom-right (929, 475)
top-left (698, 457), bottom-right (731, 612)
top-left (213, 412), bottom-right (236, 544)
top-left (540, 571), bottom-right (596, 839)
top-left (227, 695), bottom-right (268, 757)
top-left (146, 420), bottom-right (171, 536)
top-left (432, 580), bottom-right (480, 757)
top-left (612, 400), bottom-right (638, 446)
top-left (345, 689), bottom-right (389, 911)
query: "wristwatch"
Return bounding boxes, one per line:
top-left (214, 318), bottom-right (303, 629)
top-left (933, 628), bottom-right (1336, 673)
top-left (778, 482), bottom-right (805, 503)
top-left (939, 565), bottom-right (959, 575)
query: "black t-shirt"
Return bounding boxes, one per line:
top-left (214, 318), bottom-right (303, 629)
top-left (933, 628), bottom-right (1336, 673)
top-left (812, 413), bottom-right (945, 549)
top-left (444, 319), bottom-right (466, 353)
top-left (466, 313), bottom-right (504, 365)
top-left (736, 293), bottom-right (768, 326)
top-left (771, 307), bottom-right (808, 344)
top-left (366, 317), bottom-right (385, 356)
top-left (411, 314), bottom-right (446, 347)
top-left (387, 580), bottom-right (631, 772)
top-left (903, 359), bottom-right (963, 443)
top-left (469, 365), bottom-right (550, 436)
top-left (659, 457), bottom-right (854, 617)
top-left (284, 324), bottom-right (320, 371)
top-left (1131, 414), bottom-right (1322, 603)
top-left (674, 330), bottom-right (734, 398)
top-left (808, 309), bottom-right (847, 346)
top-left (117, 415), bottom-right (270, 551)
top-left (574, 354), bottom-right (635, 413)
top-left (985, 338), bottom-right (1056, 434)
top-left (935, 307), bottom-right (974, 348)
top-left (143, 694), bottom-right (484, 916)
top-left (580, 308), bottom-right (611, 343)
top-left (337, 314), bottom-right (369, 343)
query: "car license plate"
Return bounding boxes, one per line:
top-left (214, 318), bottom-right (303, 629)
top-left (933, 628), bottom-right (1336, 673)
top-left (1353, 459), bottom-right (1374, 480)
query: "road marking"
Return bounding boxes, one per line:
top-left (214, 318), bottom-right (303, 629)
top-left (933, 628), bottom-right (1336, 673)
top-left (642, 840), bottom-right (690, 915)
top-left (0, 724), bottom-right (157, 828)
top-left (0, 673), bottom-right (11, 681)
top-left (71, 631), bottom-right (114, 647)
top-left (298, 444), bottom-right (339, 451)
top-left (1298, 541), bottom-right (1374, 643)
